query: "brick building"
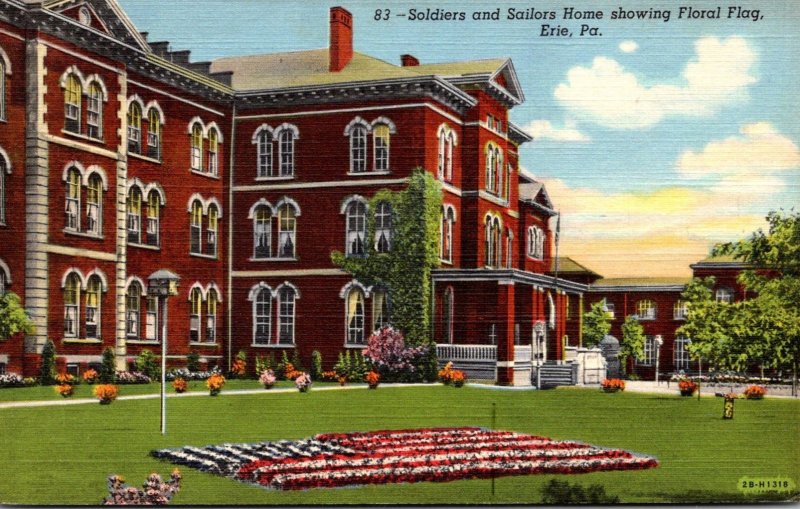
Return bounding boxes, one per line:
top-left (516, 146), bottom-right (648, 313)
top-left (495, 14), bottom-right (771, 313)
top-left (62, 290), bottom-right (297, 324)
top-left (0, 0), bottom-right (589, 385)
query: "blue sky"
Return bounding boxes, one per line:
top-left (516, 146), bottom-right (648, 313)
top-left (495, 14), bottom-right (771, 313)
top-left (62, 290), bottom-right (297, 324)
top-left (118, 0), bottom-right (800, 277)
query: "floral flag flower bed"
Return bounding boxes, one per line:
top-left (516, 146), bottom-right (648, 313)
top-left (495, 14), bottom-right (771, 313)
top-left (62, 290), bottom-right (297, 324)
top-left (152, 427), bottom-right (658, 491)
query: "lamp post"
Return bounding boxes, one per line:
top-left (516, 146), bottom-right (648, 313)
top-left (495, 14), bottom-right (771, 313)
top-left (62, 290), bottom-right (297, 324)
top-left (148, 269), bottom-right (180, 435)
top-left (654, 335), bottom-right (664, 385)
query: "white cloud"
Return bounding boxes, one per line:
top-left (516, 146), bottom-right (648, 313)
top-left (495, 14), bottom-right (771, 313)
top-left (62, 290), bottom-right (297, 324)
top-left (554, 37), bottom-right (757, 129)
top-left (523, 120), bottom-right (590, 142)
top-left (676, 122), bottom-right (800, 178)
top-left (619, 40), bottom-right (638, 53)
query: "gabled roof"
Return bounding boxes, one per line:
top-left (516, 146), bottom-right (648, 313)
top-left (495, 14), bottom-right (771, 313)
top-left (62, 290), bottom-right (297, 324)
top-left (43, 0), bottom-right (150, 52)
top-left (519, 181), bottom-right (555, 210)
top-left (550, 257), bottom-right (602, 278)
top-left (590, 277), bottom-right (691, 292)
top-left (415, 58), bottom-right (525, 104)
top-left (690, 253), bottom-right (751, 270)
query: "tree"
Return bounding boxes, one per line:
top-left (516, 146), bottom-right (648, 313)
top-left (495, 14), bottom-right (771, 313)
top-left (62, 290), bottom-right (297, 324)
top-left (0, 292), bottom-right (35, 340)
top-left (582, 301), bottom-right (611, 348)
top-left (677, 277), bottom-right (738, 369)
top-left (620, 316), bottom-right (645, 375)
top-left (39, 340), bottom-right (57, 385)
top-left (101, 347), bottom-right (117, 383)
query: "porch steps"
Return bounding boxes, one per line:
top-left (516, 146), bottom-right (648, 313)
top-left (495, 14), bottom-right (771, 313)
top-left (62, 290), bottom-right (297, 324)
top-left (535, 363), bottom-right (577, 388)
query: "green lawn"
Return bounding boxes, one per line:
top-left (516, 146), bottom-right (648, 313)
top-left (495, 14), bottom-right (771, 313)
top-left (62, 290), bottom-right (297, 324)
top-left (0, 385), bottom-right (798, 505)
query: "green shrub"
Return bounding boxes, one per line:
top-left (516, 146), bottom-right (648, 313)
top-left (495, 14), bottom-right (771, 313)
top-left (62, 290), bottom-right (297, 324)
top-left (134, 349), bottom-right (159, 380)
top-left (255, 353), bottom-right (275, 375)
top-left (100, 347), bottom-right (117, 383)
top-left (276, 351), bottom-right (291, 379)
top-left (540, 480), bottom-right (619, 504)
top-left (38, 340), bottom-right (57, 386)
top-left (290, 349), bottom-right (304, 372)
top-left (186, 351), bottom-right (200, 372)
top-left (310, 350), bottom-right (323, 381)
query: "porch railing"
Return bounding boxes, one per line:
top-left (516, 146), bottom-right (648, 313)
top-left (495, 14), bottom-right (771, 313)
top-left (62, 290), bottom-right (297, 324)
top-left (436, 344), bottom-right (497, 362)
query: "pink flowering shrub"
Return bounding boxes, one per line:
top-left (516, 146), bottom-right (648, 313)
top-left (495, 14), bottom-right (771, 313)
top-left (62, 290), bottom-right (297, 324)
top-left (102, 470), bottom-right (181, 505)
top-left (362, 326), bottom-right (430, 382)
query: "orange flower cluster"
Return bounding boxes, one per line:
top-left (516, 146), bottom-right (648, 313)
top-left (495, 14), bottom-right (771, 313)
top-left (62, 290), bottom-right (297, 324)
top-left (56, 373), bottom-right (76, 385)
top-left (365, 371), bottom-right (380, 387)
top-left (206, 373), bottom-right (226, 394)
top-left (438, 362), bottom-right (455, 384)
top-left (230, 359), bottom-right (246, 377)
top-left (94, 384), bottom-right (119, 403)
top-left (321, 371), bottom-right (339, 381)
top-left (283, 363), bottom-right (302, 380)
top-left (450, 370), bottom-right (466, 387)
top-left (601, 378), bottom-right (625, 392)
top-left (55, 383), bottom-right (74, 398)
top-left (743, 385), bottom-right (766, 400)
top-left (82, 369), bottom-right (98, 384)
top-left (678, 379), bottom-right (698, 395)
top-left (172, 378), bottom-right (188, 393)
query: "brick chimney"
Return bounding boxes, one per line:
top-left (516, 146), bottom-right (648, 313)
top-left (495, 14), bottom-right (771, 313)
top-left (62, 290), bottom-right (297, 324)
top-left (329, 6), bottom-right (353, 72)
top-left (401, 54), bottom-right (419, 67)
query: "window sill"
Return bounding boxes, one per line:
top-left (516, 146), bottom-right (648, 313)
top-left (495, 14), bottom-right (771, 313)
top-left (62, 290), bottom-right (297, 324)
top-left (673, 317), bottom-right (687, 321)
top-left (255, 175), bottom-right (295, 182)
top-left (439, 259), bottom-right (453, 266)
top-left (129, 153), bottom-right (162, 165)
top-left (64, 229), bottom-right (104, 240)
top-left (346, 171), bottom-right (391, 177)
top-left (61, 129), bottom-right (105, 146)
top-left (190, 252), bottom-right (218, 260)
top-left (129, 242), bottom-right (160, 251)
top-left (526, 256), bottom-right (543, 261)
top-left (250, 343), bottom-right (296, 348)
top-left (249, 257), bottom-right (297, 262)
top-left (344, 343), bottom-right (367, 349)
top-left (635, 317), bottom-right (656, 321)
top-left (63, 339), bottom-right (102, 344)
top-left (190, 169), bottom-right (221, 180)
top-left (189, 342), bottom-right (219, 347)
top-left (126, 340), bottom-right (160, 345)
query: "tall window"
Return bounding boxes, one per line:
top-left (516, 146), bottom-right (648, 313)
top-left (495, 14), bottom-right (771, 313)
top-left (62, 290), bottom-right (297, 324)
top-left (145, 297), bottom-right (158, 341)
top-left (373, 124), bottom-right (390, 172)
top-left (484, 145), bottom-right (503, 195)
top-left (528, 226), bottom-right (545, 259)
top-left (443, 287), bottom-right (454, 344)
top-left (0, 160), bottom-right (5, 225)
top-left (85, 276), bottom-right (101, 339)
top-left (87, 83), bottom-right (103, 139)
top-left (350, 125), bottom-right (367, 173)
top-left (206, 205), bottom-right (218, 257)
top-left (64, 74), bottom-right (81, 133)
top-left (485, 146), bottom-right (496, 193)
top-left (484, 216), bottom-right (502, 268)
top-left (277, 204), bottom-right (296, 258)
top-left (504, 164), bottom-right (512, 201)
top-left (493, 218), bottom-right (502, 267)
top-left (64, 273), bottom-right (80, 337)
top-left (127, 187), bottom-right (142, 244)
top-left (190, 200), bottom-right (202, 254)
top-left (372, 288), bottom-right (390, 331)
top-left (189, 287), bottom-right (202, 343)
top-left (257, 130), bottom-right (273, 178)
top-left (0, 58), bottom-right (5, 121)
top-left (0, 268), bottom-right (6, 295)
top-left (440, 206), bottom-right (455, 263)
top-left (674, 336), bottom-right (691, 370)
top-left (126, 282), bottom-right (141, 338)
top-left (639, 336), bottom-right (656, 366)
top-left (346, 201), bottom-right (367, 257)
top-left (277, 286), bottom-right (296, 344)
top-left (253, 205), bottom-right (271, 259)
top-left (147, 108), bottom-right (161, 159)
top-left (86, 174), bottom-right (102, 236)
top-left (253, 288), bottom-right (271, 345)
top-left (65, 168), bottom-right (81, 231)
top-left (374, 201), bottom-right (392, 253)
top-left (437, 125), bottom-right (456, 182)
top-left (506, 230), bottom-right (513, 269)
top-left (207, 128), bottom-right (219, 176)
top-left (637, 300), bottom-right (656, 320)
top-left (190, 123), bottom-right (203, 171)
top-left (716, 288), bottom-right (733, 304)
top-left (279, 129), bottom-right (294, 177)
top-left (127, 102), bottom-right (142, 154)
top-left (673, 300), bottom-right (688, 320)
top-left (346, 287), bottom-right (365, 345)
top-left (146, 191), bottom-right (160, 247)
top-left (206, 289), bottom-right (218, 343)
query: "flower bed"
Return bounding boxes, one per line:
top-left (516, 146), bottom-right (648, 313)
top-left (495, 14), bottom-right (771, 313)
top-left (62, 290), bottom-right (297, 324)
top-left (151, 427), bottom-right (658, 491)
top-left (601, 379), bottom-right (625, 393)
top-left (678, 379), bottom-right (698, 396)
top-left (743, 385), bottom-right (767, 400)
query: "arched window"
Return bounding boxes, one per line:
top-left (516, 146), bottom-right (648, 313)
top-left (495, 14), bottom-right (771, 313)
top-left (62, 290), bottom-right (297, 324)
top-left (494, 148), bottom-right (503, 195)
top-left (278, 129), bottom-right (294, 177)
top-left (716, 288), bottom-right (733, 304)
top-left (528, 226), bottom-right (545, 260)
top-left (346, 287), bottom-right (365, 345)
top-left (127, 102), bottom-right (142, 154)
top-left (146, 191), bottom-right (160, 247)
top-left (438, 128), bottom-right (446, 179)
top-left (190, 123), bottom-right (203, 171)
top-left (127, 187), bottom-right (142, 244)
top-left (253, 205), bottom-right (271, 259)
top-left (346, 201), bottom-right (367, 257)
top-left (485, 146), bottom-right (495, 193)
top-left (446, 131), bottom-right (455, 181)
top-left (145, 296), bottom-right (158, 341)
top-left (674, 300), bottom-right (688, 320)
top-left (637, 300), bottom-right (656, 320)
top-left (492, 217), bottom-right (502, 268)
top-left (189, 287), bottom-right (202, 343)
top-left (0, 267), bottom-right (6, 295)
top-left (207, 128), bottom-right (219, 176)
top-left (277, 204), bottom-right (296, 258)
top-left (126, 281), bottom-right (141, 338)
top-left (206, 289), bottom-right (218, 343)
top-left (257, 130), bottom-right (273, 178)
top-left (350, 125), bottom-right (367, 173)
top-left (253, 287), bottom-right (272, 345)
top-left (374, 201), bottom-right (392, 253)
top-left (504, 164), bottom-right (512, 200)
top-left (147, 108), bottom-right (161, 159)
top-left (86, 174), bottom-right (102, 235)
top-left (443, 286), bottom-right (454, 344)
top-left (190, 200), bottom-right (203, 254)
top-left (440, 205), bottom-right (455, 263)
top-left (206, 205), bottom-right (218, 257)
top-left (64, 74), bottom-right (81, 133)
top-left (64, 273), bottom-right (81, 337)
top-left (277, 286), bottom-right (296, 344)
top-left (372, 287), bottom-right (390, 331)
top-left (0, 57), bottom-right (5, 121)
top-left (373, 123), bottom-right (390, 172)
top-left (87, 82), bottom-right (103, 139)
top-left (65, 168), bottom-right (81, 231)
top-left (674, 336), bottom-right (691, 370)
top-left (85, 275), bottom-right (101, 339)
top-left (484, 216), bottom-right (493, 268)
top-left (0, 158), bottom-right (5, 225)
top-left (506, 229), bottom-right (514, 269)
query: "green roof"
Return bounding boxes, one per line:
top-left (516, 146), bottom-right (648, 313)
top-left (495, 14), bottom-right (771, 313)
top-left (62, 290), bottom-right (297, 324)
top-left (550, 257), bottom-right (601, 277)
top-left (413, 59), bottom-right (508, 77)
top-left (593, 277), bottom-right (692, 287)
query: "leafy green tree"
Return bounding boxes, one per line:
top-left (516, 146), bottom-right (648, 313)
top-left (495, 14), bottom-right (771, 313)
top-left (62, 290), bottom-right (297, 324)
top-left (39, 340), bottom-right (57, 385)
top-left (0, 292), bottom-right (35, 340)
top-left (310, 350), bottom-right (323, 381)
top-left (620, 316), bottom-right (645, 375)
top-left (582, 301), bottom-right (612, 348)
top-left (101, 347), bottom-right (118, 383)
top-left (677, 277), bottom-right (735, 368)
